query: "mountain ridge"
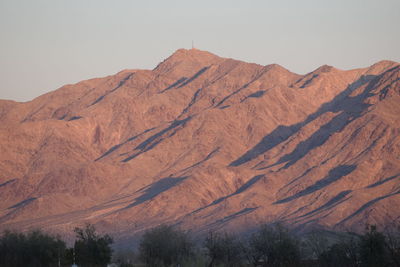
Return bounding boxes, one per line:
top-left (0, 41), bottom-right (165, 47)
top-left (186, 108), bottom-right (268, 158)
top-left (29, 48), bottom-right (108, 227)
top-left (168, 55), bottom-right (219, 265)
top-left (0, 49), bottom-right (399, 244)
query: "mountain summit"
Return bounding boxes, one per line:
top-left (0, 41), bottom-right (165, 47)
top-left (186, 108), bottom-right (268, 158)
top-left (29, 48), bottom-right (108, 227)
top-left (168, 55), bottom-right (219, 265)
top-left (0, 49), bottom-right (399, 244)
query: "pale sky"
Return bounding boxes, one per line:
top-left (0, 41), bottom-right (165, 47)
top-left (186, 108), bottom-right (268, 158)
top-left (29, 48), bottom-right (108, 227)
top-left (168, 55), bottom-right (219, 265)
top-left (0, 0), bottom-right (399, 102)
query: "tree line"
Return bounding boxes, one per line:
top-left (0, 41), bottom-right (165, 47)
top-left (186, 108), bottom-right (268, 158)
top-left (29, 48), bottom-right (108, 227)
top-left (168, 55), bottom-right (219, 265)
top-left (0, 223), bottom-right (399, 267)
top-left (0, 224), bottom-right (112, 267)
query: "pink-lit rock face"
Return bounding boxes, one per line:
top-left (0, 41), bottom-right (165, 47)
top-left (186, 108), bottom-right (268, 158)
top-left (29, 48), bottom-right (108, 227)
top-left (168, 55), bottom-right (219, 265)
top-left (0, 49), bottom-right (399, 244)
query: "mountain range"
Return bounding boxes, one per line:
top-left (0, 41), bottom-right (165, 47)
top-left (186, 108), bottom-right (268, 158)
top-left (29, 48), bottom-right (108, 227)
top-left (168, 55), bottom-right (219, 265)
top-left (1, 49), bottom-right (399, 245)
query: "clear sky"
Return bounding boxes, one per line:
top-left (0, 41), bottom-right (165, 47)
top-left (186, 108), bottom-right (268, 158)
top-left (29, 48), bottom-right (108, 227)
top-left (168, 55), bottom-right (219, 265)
top-left (0, 0), bottom-right (399, 102)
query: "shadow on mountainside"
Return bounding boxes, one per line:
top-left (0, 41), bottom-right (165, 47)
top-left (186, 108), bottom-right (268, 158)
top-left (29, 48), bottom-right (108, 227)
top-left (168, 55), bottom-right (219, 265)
top-left (122, 116), bottom-right (192, 162)
top-left (67, 116), bottom-right (82, 121)
top-left (208, 207), bottom-right (258, 227)
top-left (0, 179), bottom-right (17, 188)
top-left (0, 197), bottom-right (37, 224)
top-left (191, 175), bottom-right (265, 215)
top-left (229, 74), bottom-right (377, 167)
top-left (366, 174), bottom-right (400, 188)
top-left (95, 127), bottom-right (156, 161)
top-left (97, 116), bottom-right (192, 163)
top-left (91, 73), bottom-right (134, 106)
top-left (299, 73), bottom-right (319, 88)
top-left (159, 66), bottom-right (209, 93)
top-left (336, 190), bottom-right (400, 226)
top-left (180, 147), bottom-right (220, 173)
top-left (240, 90), bottom-right (267, 103)
top-left (298, 190), bottom-right (352, 219)
top-left (179, 87), bottom-right (203, 115)
top-left (160, 77), bottom-right (188, 93)
top-left (8, 198), bottom-right (37, 209)
top-left (178, 67), bottom-right (209, 88)
top-left (123, 176), bottom-right (188, 209)
top-left (274, 165), bottom-right (356, 204)
top-left (215, 67), bottom-right (270, 108)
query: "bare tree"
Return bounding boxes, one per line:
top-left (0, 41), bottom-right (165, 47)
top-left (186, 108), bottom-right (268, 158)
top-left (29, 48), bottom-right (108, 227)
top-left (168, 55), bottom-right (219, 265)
top-left (204, 231), bottom-right (244, 267)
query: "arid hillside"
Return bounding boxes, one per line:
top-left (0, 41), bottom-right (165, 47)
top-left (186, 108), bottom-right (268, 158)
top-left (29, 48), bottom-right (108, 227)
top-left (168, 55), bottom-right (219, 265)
top-left (0, 49), bottom-right (399, 244)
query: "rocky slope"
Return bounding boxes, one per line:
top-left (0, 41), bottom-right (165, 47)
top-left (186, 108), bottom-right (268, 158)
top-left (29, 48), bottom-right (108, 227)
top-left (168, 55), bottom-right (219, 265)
top-left (0, 49), bottom-right (399, 244)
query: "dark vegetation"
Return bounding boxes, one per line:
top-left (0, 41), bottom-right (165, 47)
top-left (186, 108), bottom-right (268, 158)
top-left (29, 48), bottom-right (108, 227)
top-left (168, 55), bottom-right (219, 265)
top-left (74, 224), bottom-right (113, 267)
top-left (1, 223), bottom-right (399, 267)
top-left (0, 230), bottom-right (66, 267)
top-left (139, 225), bottom-right (194, 267)
top-left (0, 224), bottom-right (113, 267)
